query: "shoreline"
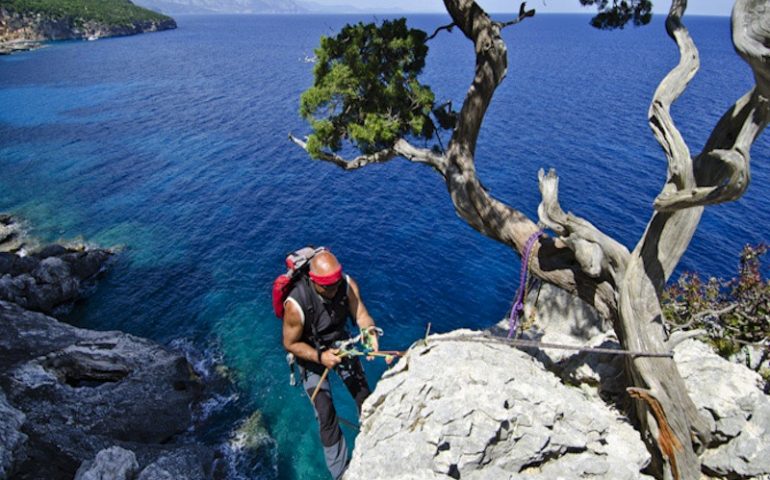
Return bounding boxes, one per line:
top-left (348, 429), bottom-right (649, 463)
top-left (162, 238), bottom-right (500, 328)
top-left (0, 39), bottom-right (43, 55)
top-left (0, 214), bottom-right (240, 479)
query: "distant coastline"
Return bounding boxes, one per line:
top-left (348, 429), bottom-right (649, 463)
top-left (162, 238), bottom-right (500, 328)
top-left (0, 0), bottom-right (176, 55)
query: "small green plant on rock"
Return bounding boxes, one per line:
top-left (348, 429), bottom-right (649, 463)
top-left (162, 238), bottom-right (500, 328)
top-left (663, 244), bottom-right (770, 384)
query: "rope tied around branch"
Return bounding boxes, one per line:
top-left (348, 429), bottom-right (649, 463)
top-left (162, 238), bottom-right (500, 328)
top-left (508, 230), bottom-right (543, 338)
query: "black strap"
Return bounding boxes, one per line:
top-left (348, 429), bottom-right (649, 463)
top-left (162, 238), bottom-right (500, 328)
top-left (297, 276), bottom-right (324, 363)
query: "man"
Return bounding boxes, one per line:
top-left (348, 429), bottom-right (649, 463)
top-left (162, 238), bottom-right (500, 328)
top-left (282, 249), bottom-right (379, 480)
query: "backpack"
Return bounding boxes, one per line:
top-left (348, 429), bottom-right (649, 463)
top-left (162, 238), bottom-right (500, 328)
top-left (271, 246), bottom-right (327, 319)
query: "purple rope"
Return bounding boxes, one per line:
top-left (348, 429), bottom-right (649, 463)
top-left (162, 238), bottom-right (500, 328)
top-left (508, 230), bottom-right (543, 338)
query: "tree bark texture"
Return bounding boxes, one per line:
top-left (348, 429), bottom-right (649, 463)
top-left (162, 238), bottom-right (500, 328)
top-left (291, 1), bottom-right (770, 477)
top-left (616, 1), bottom-right (768, 478)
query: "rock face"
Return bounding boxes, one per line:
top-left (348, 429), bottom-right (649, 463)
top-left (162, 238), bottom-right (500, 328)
top-left (676, 339), bottom-right (770, 479)
top-left (0, 390), bottom-right (27, 480)
top-left (0, 300), bottom-right (209, 479)
top-left (516, 286), bottom-right (770, 479)
top-left (74, 446), bottom-right (139, 480)
top-left (348, 281), bottom-right (770, 480)
top-left (345, 330), bottom-right (652, 480)
top-left (491, 282), bottom-right (627, 401)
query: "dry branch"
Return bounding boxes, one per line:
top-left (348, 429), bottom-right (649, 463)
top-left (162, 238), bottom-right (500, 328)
top-left (537, 168), bottom-right (630, 281)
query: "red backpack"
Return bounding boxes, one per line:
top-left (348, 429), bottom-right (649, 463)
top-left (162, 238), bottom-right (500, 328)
top-left (271, 246), bottom-right (327, 319)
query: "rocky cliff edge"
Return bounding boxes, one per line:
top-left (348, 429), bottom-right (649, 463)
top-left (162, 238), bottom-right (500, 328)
top-left (345, 284), bottom-right (770, 480)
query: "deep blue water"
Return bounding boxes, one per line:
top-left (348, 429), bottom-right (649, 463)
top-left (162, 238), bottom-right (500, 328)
top-left (0, 13), bottom-right (767, 479)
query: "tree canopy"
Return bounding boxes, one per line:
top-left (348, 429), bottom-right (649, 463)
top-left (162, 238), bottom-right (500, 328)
top-left (580, 0), bottom-right (653, 29)
top-left (299, 19), bottom-right (436, 158)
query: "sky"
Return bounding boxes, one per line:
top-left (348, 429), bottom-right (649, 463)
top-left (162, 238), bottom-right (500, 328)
top-left (309, 0), bottom-right (732, 17)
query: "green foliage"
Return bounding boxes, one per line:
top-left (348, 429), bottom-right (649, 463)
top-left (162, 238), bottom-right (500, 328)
top-left (663, 244), bottom-right (769, 375)
top-left (299, 18), bottom-right (437, 157)
top-left (579, 0), bottom-right (653, 29)
top-left (1, 0), bottom-right (171, 27)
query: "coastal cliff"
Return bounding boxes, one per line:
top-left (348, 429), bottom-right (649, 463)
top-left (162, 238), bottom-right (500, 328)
top-left (0, 0), bottom-right (175, 51)
top-left (0, 216), bottom-right (218, 479)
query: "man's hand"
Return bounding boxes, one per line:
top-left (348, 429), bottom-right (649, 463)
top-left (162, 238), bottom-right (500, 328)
top-left (365, 328), bottom-right (379, 361)
top-left (320, 349), bottom-right (342, 369)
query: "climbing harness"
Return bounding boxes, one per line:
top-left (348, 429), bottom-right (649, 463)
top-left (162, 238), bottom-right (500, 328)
top-left (309, 327), bottom-right (405, 402)
top-left (333, 327), bottom-right (404, 361)
top-left (508, 230), bottom-right (543, 338)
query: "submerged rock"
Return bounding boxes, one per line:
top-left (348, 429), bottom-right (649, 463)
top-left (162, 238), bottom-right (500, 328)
top-left (223, 410), bottom-right (277, 478)
top-left (0, 226), bottom-right (112, 316)
top-left (345, 330), bottom-right (652, 480)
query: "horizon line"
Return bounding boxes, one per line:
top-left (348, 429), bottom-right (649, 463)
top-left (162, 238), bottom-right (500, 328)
top-left (169, 11), bottom-right (731, 17)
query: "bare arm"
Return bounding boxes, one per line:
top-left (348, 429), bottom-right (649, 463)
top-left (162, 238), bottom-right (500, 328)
top-left (348, 276), bottom-right (379, 353)
top-left (283, 300), bottom-right (340, 369)
top-left (348, 276), bottom-right (375, 329)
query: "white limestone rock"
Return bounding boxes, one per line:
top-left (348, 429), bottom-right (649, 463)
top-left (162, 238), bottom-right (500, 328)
top-left (490, 283), bottom-right (624, 399)
top-left (675, 339), bottom-right (770, 479)
top-left (344, 330), bottom-right (652, 480)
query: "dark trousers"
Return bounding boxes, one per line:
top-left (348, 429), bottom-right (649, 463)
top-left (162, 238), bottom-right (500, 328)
top-left (300, 357), bottom-right (370, 480)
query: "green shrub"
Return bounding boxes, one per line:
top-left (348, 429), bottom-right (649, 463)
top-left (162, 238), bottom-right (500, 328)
top-left (1, 0), bottom-right (171, 26)
top-left (663, 244), bottom-right (769, 383)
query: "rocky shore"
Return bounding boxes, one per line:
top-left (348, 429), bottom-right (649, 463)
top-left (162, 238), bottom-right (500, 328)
top-left (0, 4), bottom-right (176, 55)
top-left (0, 215), bottom-right (218, 479)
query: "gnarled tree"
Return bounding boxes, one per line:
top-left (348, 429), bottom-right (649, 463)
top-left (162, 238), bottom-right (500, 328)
top-left (290, 0), bottom-right (770, 478)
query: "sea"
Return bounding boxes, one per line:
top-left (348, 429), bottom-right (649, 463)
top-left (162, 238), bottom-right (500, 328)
top-left (0, 12), bottom-right (767, 480)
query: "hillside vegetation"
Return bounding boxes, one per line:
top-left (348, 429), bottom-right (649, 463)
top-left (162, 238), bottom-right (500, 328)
top-left (1, 0), bottom-right (171, 27)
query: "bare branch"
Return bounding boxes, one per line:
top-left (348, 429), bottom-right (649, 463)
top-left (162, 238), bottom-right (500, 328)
top-left (666, 304), bottom-right (738, 333)
top-left (288, 133), bottom-right (396, 170)
top-left (494, 2), bottom-right (536, 29)
top-left (537, 168), bottom-right (630, 281)
top-left (652, 0), bottom-right (770, 212)
top-left (655, 89), bottom-right (768, 211)
top-left (616, 3), bottom-right (715, 475)
top-left (392, 139), bottom-right (448, 175)
top-left (647, 0), bottom-right (698, 196)
top-left (734, 0), bottom-right (770, 98)
top-left (665, 329), bottom-right (706, 350)
top-left (432, 0), bottom-right (621, 319)
top-left (289, 134), bottom-right (447, 174)
top-left (427, 22), bottom-right (455, 41)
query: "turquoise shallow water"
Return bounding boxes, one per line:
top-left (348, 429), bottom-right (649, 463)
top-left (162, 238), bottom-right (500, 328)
top-left (0, 13), bottom-right (768, 479)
